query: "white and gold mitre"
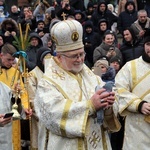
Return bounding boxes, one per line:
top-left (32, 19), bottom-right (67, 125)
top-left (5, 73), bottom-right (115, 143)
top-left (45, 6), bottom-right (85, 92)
top-left (51, 19), bottom-right (84, 52)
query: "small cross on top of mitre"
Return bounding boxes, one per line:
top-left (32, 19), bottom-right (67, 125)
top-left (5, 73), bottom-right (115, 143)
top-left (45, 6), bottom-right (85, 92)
top-left (61, 12), bottom-right (67, 20)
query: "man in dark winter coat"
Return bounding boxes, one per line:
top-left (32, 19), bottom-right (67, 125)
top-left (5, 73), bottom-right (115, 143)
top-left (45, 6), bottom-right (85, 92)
top-left (83, 20), bottom-right (99, 68)
top-left (8, 5), bottom-right (20, 22)
top-left (0, 18), bottom-right (19, 44)
top-left (117, 0), bottom-right (137, 35)
top-left (26, 32), bottom-right (43, 71)
top-left (120, 27), bottom-right (144, 65)
top-left (91, 0), bottom-right (118, 32)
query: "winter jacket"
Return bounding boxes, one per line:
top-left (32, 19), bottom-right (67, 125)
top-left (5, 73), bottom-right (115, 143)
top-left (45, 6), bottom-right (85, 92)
top-left (26, 33), bottom-right (43, 71)
top-left (120, 39), bottom-right (144, 65)
top-left (0, 18), bottom-right (19, 44)
top-left (93, 42), bottom-right (122, 63)
top-left (91, 1), bottom-right (118, 31)
top-left (117, 1), bottom-right (137, 34)
top-left (83, 20), bottom-right (100, 68)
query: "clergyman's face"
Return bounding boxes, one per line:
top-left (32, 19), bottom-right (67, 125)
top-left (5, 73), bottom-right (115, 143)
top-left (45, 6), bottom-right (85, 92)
top-left (57, 48), bottom-right (85, 74)
top-left (144, 42), bottom-right (150, 58)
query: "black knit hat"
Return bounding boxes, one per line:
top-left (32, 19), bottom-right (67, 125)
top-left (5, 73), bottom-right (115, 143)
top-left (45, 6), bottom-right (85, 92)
top-left (125, 0), bottom-right (135, 10)
top-left (109, 56), bottom-right (122, 66)
top-left (87, 2), bottom-right (94, 8)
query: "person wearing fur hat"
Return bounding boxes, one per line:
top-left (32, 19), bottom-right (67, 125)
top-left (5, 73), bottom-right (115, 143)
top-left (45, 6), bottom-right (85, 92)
top-left (34, 19), bottom-right (120, 150)
top-left (114, 34), bottom-right (150, 150)
top-left (0, 18), bottom-right (19, 44)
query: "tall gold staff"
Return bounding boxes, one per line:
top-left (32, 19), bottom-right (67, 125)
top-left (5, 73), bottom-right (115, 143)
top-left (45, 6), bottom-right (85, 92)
top-left (13, 23), bottom-right (33, 150)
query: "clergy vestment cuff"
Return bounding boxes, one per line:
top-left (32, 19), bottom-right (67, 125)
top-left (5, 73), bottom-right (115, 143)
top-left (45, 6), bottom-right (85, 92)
top-left (88, 100), bottom-right (96, 116)
top-left (138, 101), bottom-right (148, 114)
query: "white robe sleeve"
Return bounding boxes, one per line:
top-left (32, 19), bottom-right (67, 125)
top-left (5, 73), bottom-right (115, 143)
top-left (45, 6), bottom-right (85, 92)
top-left (115, 63), bottom-right (141, 116)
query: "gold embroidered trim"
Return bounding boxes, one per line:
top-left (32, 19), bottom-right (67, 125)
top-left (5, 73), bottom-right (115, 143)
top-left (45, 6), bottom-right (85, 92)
top-left (43, 75), bottom-right (72, 137)
top-left (78, 138), bottom-right (83, 150)
top-left (101, 126), bottom-right (108, 150)
top-left (131, 59), bottom-right (137, 88)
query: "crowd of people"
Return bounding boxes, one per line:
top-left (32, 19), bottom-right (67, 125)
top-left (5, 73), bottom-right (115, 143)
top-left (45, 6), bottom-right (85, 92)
top-left (0, 0), bottom-right (150, 150)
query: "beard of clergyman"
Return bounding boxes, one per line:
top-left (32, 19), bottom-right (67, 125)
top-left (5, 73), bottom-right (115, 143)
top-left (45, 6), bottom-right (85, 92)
top-left (142, 50), bottom-right (150, 63)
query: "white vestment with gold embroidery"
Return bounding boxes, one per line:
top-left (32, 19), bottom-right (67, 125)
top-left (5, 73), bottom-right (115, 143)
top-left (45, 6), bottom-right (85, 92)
top-left (34, 57), bottom-right (118, 150)
top-left (0, 82), bottom-right (13, 150)
top-left (115, 57), bottom-right (150, 150)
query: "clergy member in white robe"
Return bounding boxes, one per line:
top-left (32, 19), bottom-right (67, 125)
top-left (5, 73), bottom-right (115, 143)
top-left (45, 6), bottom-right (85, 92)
top-left (0, 82), bottom-right (13, 150)
top-left (115, 35), bottom-right (150, 150)
top-left (0, 82), bottom-right (29, 150)
top-left (34, 19), bottom-right (120, 150)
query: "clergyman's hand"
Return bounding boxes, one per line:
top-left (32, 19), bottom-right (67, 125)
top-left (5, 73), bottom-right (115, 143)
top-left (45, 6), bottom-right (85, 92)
top-left (90, 88), bottom-right (110, 111)
top-left (0, 114), bottom-right (12, 127)
top-left (141, 102), bottom-right (150, 115)
top-left (24, 108), bottom-right (33, 118)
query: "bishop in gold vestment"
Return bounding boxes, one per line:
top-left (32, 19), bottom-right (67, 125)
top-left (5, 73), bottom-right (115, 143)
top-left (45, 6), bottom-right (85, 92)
top-left (34, 19), bottom-right (120, 150)
top-left (34, 57), bottom-right (120, 150)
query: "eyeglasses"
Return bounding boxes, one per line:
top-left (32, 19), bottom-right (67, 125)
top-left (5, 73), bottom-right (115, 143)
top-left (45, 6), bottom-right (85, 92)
top-left (61, 52), bottom-right (86, 61)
